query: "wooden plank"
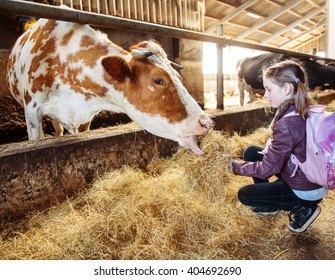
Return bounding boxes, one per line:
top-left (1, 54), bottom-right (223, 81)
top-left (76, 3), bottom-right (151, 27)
top-left (157, 0), bottom-right (162, 24)
top-left (199, 1), bottom-right (205, 32)
top-left (131, 0), bottom-right (138, 20)
top-left (127, 0), bottom-right (131, 18)
top-left (167, 0), bottom-right (173, 26)
top-left (124, 0), bottom-right (130, 18)
top-left (108, 0), bottom-right (116, 15)
top-left (60, 0), bottom-right (72, 7)
top-left (116, 0), bottom-right (124, 17)
top-left (182, 0), bottom-right (187, 28)
top-left (71, 0), bottom-right (83, 10)
top-left (100, 0), bottom-right (109, 14)
top-left (150, 0), bottom-right (156, 23)
top-left (161, 0), bottom-right (167, 25)
top-left (144, 0), bottom-right (150, 22)
top-left (191, 0), bottom-right (196, 30)
top-left (82, 0), bottom-right (91, 12)
top-left (137, 0), bottom-right (144, 20)
top-left (91, 0), bottom-right (100, 13)
top-left (174, 0), bottom-right (179, 27)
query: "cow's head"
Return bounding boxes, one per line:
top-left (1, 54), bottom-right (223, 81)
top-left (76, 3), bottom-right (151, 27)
top-left (101, 40), bottom-right (212, 154)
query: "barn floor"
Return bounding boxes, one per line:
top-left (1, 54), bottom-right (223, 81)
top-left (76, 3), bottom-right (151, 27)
top-left (1, 101), bottom-right (335, 259)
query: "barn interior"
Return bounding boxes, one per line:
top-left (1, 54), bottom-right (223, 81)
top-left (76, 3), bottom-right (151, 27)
top-left (0, 0), bottom-right (335, 261)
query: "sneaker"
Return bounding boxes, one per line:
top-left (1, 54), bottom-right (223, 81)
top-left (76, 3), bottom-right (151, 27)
top-left (288, 205), bottom-right (321, 233)
top-left (252, 207), bottom-right (279, 216)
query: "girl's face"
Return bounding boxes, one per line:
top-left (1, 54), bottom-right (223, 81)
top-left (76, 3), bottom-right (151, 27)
top-left (263, 76), bottom-right (293, 108)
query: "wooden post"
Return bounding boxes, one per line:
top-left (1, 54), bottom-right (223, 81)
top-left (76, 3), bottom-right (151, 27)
top-left (216, 24), bottom-right (224, 110)
top-left (326, 0), bottom-right (335, 58)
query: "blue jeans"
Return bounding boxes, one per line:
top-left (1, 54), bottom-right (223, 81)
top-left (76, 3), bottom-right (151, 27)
top-left (237, 146), bottom-right (322, 211)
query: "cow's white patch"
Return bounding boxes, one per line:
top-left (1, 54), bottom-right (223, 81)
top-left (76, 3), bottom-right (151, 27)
top-left (148, 85), bottom-right (155, 92)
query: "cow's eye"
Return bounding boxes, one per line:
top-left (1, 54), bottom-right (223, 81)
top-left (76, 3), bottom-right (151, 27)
top-left (154, 78), bottom-right (165, 86)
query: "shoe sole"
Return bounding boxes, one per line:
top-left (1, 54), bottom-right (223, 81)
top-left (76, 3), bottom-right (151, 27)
top-left (255, 210), bottom-right (279, 216)
top-left (288, 206), bottom-right (321, 233)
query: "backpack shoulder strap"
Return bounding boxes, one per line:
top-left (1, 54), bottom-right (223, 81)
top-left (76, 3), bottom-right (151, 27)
top-left (308, 105), bottom-right (326, 115)
top-left (283, 110), bottom-right (299, 118)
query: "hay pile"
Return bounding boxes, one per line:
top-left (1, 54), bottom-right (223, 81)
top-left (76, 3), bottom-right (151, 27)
top-left (1, 122), bottom-right (335, 260)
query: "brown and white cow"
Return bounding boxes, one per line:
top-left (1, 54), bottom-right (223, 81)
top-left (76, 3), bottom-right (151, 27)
top-left (7, 18), bottom-right (212, 154)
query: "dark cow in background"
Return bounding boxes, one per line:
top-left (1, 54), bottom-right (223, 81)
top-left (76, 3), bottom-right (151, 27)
top-left (237, 53), bottom-right (335, 106)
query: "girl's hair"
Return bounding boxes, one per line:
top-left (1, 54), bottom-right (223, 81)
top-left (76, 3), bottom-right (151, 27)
top-left (263, 59), bottom-right (313, 119)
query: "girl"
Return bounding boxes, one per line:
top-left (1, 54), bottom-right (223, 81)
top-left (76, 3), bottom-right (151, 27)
top-left (229, 59), bottom-right (328, 233)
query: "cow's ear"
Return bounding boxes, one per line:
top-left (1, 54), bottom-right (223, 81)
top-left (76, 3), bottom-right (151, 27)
top-left (102, 55), bottom-right (133, 82)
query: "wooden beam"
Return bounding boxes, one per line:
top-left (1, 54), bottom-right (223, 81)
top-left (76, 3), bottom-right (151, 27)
top-left (279, 18), bottom-right (325, 48)
top-left (205, 0), bottom-right (258, 33)
top-left (266, 0), bottom-right (319, 27)
top-left (260, 5), bottom-right (326, 45)
top-left (236, 0), bottom-right (304, 40)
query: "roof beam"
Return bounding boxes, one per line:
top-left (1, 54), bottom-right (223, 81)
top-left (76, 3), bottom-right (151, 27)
top-left (260, 5), bottom-right (326, 45)
top-left (236, 0), bottom-right (304, 40)
top-left (290, 32), bottom-right (325, 52)
top-left (266, 0), bottom-right (319, 27)
top-left (205, 0), bottom-right (258, 33)
top-left (278, 18), bottom-right (325, 48)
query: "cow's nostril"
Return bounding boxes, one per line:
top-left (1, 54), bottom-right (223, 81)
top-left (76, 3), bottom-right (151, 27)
top-left (199, 115), bottom-right (213, 130)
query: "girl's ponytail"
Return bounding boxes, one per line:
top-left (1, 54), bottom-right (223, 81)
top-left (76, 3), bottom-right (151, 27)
top-left (292, 65), bottom-right (313, 119)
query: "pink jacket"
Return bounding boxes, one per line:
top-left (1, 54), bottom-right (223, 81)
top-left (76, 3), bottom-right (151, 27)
top-left (231, 102), bottom-right (322, 191)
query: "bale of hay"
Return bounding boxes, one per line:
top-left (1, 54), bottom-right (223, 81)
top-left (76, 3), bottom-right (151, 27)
top-left (1, 125), bottom-right (335, 260)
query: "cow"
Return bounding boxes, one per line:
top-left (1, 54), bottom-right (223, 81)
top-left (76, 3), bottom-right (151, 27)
top-left (236, 53), bottom-right (335, 106)
top-left (6, 18), bottom-right (212, 154)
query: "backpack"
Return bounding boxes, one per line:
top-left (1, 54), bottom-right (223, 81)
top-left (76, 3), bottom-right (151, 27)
top-left (288, 105), bottom-right (335, 190)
